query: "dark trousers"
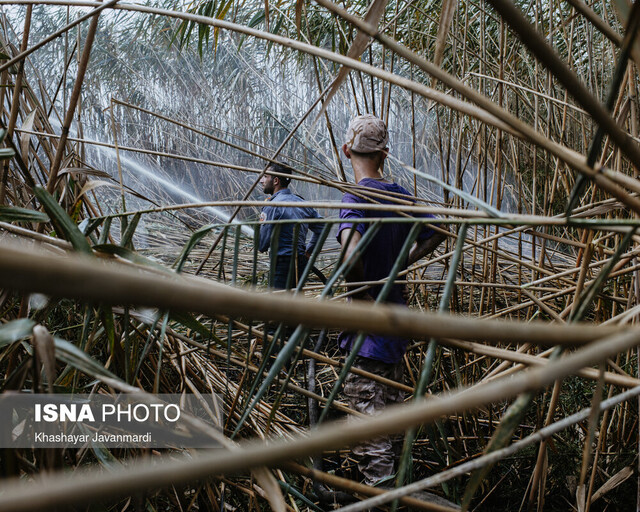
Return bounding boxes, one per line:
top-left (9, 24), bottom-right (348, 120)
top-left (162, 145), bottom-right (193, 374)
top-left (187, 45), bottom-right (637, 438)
top-left (268, 255), bottom-right (326, 342)
top-left (265, 255), bottom-right (306, 341)
top-left (271, 254), bottom-right (306, 290)
top-left (271, 254), bottom-right (327, 290)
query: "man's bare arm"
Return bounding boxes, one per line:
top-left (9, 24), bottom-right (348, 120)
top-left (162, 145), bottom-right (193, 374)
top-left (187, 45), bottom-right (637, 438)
top-left (407, 227), bottom-right (448, 266)
top-left (339, 228), bottom-right (369, 299)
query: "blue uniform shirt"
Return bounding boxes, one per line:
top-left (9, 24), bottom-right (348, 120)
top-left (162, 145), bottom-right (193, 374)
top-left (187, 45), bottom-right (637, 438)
top-left (259, 188), bottom-right (324, 256)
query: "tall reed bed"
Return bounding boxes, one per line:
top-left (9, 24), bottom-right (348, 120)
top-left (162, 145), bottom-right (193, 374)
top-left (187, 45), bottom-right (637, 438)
top-left (0, 0), bottom-right (638, 510)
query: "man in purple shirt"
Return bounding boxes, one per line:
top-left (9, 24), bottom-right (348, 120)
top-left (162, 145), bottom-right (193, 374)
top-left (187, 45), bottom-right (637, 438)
top-left (338, 114), bottom-right (446, 486)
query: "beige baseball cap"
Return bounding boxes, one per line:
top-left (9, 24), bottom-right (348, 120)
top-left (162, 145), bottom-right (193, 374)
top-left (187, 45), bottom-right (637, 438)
top-left (345, 114), bottom-right (389, 153)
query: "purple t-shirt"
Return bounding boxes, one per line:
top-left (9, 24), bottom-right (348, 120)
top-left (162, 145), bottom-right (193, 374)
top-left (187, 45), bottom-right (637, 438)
top-left (337, 178), bottom-right (436, 364)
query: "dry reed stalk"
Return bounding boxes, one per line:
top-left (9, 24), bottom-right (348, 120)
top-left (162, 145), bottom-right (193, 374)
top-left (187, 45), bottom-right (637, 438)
top-left (194, 99), bottom-right (334, 272)
top-left (527, 378), bottom-right (562, 510)
top-left (6, 5), bottom-right (31, 141)
top-left (576, 364), bottom-right (606, 510)
top-left (564, 0), bottom-right (622, 46)
top-left (114, 337), bottom-right (290, 510)
top-left (441, 338), bottom-right (640, 388)
top-left (311, 0), bottom-right (640, 214)
top-left (17, 127), bottom-right (331, 196)
top-left (0, 242), bottom-right (631, 347)
top-left (0, 328), bottom-right (638, 511)
top-left (337, 384), bottom-right (640, 511)
top-left (6, 0), bottom-right (637, 214)
top-left (164, 326), bottom-right (360, 416)
top-left (111, 99), bottom-right (275, 164)
top-left (45, 9), bottom-right (100, 192)
top-left (487, 0), bottom-right (640, 172)
top-left (210, 315), bottom-right (413, 392)
top-left (584, 382), bottom-right (617, 511)
top-left (282, 461), bottom-right (451, 511)
top-left (0, 0), bottom-right (120, 75)
top-left (0, 221), bottom-right (70, 248)
top-left (0, 1), bottom-right (638, 508)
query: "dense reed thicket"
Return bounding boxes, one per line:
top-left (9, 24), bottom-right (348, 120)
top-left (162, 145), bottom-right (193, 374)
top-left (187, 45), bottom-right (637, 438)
top-left (0, 0), bottom-right (639, 510)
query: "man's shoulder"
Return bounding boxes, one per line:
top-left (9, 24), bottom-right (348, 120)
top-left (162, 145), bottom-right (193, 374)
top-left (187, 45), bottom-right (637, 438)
top-left (341, 179), bottom-right (404, 202)
top-left (272, 189), bottom-right (304, 202)
top-left (340, 191), bottom-right (362, 204)
top-left (372, 180), bottom-right (416, 204)
top-left (261, 196), bottom-right (286, 216)
top-left (374, 179), bottom-right (410, 196)
top-left (353, 178), bottom-right (407, 194)
top-left (391, 182), bottom-right (411, 196)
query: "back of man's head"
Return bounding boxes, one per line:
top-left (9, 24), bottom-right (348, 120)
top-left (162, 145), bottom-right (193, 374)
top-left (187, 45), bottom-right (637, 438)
top-left (268, 162), bottom-right (293, 187)
top-left (345, 114), bottom-right (389, 156)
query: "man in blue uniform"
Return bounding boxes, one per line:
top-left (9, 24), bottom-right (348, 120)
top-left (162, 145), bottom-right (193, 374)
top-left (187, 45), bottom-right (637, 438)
top-left (259, 162), bottom-right (324, 289)
top-left (338, 114), bottom-right (447, 486)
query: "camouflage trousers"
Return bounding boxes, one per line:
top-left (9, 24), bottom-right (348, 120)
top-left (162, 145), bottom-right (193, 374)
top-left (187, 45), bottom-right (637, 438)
top-left (343, 356), bottom-right (405, 486)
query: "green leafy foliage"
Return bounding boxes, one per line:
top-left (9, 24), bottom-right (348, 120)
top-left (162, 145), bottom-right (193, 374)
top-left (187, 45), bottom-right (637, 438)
top-left (0, 318), bottom-right (35, 348)
top-left (93, 243), bottom-right (168, 270)
top-left (34, 186), bottom-right (92, 254)
top-left (174, 0), bottom-right (236, 56)
top-left (174, 223), bottom-right (218, 273)
top-left (0, 205), bottom-right (48, 223)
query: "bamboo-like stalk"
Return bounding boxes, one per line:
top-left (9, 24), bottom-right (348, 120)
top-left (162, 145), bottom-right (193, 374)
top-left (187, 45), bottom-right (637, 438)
top-left (0, 328), bottom-right (639, 511)
top-left (6, 0), bottom-right (640, 216)
top-left (487, 0), bottom-right (640, 171)
top-left (576, 364), bottom-right (606, 510)
top-left (526, 379), bottom-right (562, 510)
top-left (194, 80), bottom-right (336, 273)
top-left (45, 8), bottom-right (101, 193)
top-left (463, 227), bottom-right (635, 507)
top-left (283, 461), bottom-right (446, 511)
top-left (234, 222), bottom-right (384, 435)
top-left (0, 0), bottom-right (120, 75)
top-left (312, 0), bottom-right (640, 215)
top-left (6, 5), bottom-right (31, 141)
top-left (0, 241), bottom-right (631, 346)
top-left (564, 0), bottom-right (622, 46)
top-left (444, 336), bottom-right (640, 390)
top-left (396, 223), bottom-right (468, 492)
top-left (1, 0), bottom-right (640, 509)
top-left (337, 384), bottom-right (640, 512)
top-left (568, 1), bottom-right (640, 213)
top-left (583, 371), bottom-right (616, 512)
